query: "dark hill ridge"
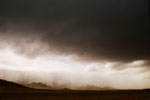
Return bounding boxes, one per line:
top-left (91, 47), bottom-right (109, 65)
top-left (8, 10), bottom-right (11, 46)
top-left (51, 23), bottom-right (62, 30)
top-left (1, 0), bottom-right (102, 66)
top-left (0, 79), bottom-right (27, 88)
top-left (0, 79), bottom-right (32, 93)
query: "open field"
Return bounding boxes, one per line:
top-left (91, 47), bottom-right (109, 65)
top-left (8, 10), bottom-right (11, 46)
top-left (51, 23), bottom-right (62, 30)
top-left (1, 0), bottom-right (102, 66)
top-left (0, 79), bottom-right (150, 100)
top-left (1, 89), bottom-right (150, 100)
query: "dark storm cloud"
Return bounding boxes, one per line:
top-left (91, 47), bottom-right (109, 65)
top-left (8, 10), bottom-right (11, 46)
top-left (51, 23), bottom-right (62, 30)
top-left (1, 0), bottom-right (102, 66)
top-left (0, 0), bottom-right (149, 63)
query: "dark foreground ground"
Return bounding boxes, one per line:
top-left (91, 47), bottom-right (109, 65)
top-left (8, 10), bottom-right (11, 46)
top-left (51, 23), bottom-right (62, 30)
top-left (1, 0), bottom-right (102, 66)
top-left (1, 89), bottom-right (150, 100)
top-left (0, 79), bottom-right (150, 100)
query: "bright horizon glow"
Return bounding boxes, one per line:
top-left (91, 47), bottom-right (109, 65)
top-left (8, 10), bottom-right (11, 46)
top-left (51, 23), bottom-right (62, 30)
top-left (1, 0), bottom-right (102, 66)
top-left (0, 47), bottom-right (150, 89)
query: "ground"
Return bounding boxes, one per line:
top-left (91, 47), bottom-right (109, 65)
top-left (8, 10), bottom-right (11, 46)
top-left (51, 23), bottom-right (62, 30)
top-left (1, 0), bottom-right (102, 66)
top-left (0, 79), bottom-right (150, 100)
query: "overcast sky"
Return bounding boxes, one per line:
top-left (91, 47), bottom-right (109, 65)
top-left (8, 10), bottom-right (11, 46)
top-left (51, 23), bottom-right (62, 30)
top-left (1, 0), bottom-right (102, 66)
top-left (0, 0), bottom-right (149, 89)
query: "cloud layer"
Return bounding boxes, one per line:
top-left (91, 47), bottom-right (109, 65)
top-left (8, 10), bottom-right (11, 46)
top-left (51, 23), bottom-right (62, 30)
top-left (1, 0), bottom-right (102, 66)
top-left (0, 0), bottom-right (149, 63)
top-left (0, 0), bottom-right (149, 89)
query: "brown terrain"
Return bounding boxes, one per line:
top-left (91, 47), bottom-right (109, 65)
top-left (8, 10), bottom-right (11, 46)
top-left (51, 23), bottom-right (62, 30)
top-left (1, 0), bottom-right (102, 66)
top-left (0, 79), bottom-right (150, 100)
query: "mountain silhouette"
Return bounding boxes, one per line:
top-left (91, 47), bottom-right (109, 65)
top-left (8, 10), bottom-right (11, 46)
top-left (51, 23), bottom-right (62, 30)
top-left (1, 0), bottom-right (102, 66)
top-left (0, 79), bottom-right (31, 93)
top-left (0, 79), bottom-right (27, 88)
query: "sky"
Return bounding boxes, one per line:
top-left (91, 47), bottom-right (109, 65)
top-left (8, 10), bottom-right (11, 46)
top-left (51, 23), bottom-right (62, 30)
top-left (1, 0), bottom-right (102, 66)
top-left (0, 0), bottom-right (149, 89)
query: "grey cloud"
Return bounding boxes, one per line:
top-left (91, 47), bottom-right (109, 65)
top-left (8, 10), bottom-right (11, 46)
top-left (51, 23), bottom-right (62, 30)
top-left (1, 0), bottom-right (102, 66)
top-left (0, 0), bottom-right (149, 64)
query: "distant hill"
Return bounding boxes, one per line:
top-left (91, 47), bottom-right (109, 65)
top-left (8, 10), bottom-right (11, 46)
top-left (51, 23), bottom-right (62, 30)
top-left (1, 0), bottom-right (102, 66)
top-left (25, 82), bottom-right (53, 89)
top-left (102, 86), bottom-right (115, 90)
top-left (75, 85), bottom-right (115, 90)
top-left (143, 88), bottom-right (150, 91)
top-left (25, 83), bottom-right (115, 90)
top-left (0, 79), bottom-right (116, 91)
